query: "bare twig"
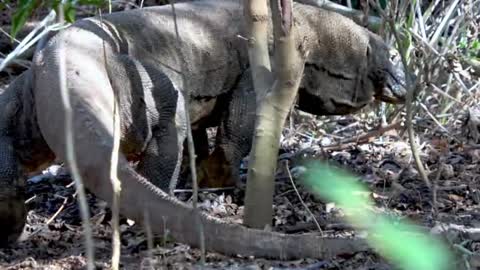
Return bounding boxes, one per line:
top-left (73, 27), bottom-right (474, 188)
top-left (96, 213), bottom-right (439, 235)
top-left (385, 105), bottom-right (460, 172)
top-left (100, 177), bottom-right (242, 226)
top-left (332, 122), bottom-right (360, 135)
top-left (430, 83), bottom-right (464, 105)
top-left (0, 55), bottom-right (30, 69)
top-left (46, 195), bottom-right (69, 224)
top-left (414, 0), bottom-right (427, 39)
top-left (386, 10), bottom-right (431, 188)
top-left (57, 3), bottom-right (94, 269)
top-left (0, 27), bottom-right (20, 44)
top-left (0, 11), bottom-right (61, 72)
top-left (418, 103), bottom-right (455, 138)
top-left (431, 161), bottom-right (444, 219)
top-left (321, 121), bottom-right (402, 151)
top-left (108, 41), bottom-right (122, 270)
top-left (169, 0), bottom-right (206, 265)
top-left (23, 195), bottom-right (69, 239)
top-left (24, 194), bottom-right (37, 204)
top-left (173, 187), bottom-right (235, 194)
top-left (143, 209), bottom-right (154, 265)
top-left (285, 164), bottom-right (323, 235)
top-left (97, 7), bottom-right (122, 269)
top-left (428, 0), bottom-right (460, 47)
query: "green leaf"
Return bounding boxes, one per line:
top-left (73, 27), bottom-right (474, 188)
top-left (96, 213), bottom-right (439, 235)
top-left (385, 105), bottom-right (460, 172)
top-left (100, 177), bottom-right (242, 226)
top-left (49, 0), bottom-right (61, 11)
top-left (10, 0), bottom-right (38, 40)
top-left (64, 1), bottom-right (76, 22)
top-left (378, 0), bottom-right (387, 9)
top-left (303, 162), bottom-right (454, 270)
top-left (472, 40), bottom-right (480, 50)
top-left (458, 37), bottom-right (468, 50)
top-left (9, 0), bottom-right (110, 40)
top-left (471, 40), bottom-right (480, 56)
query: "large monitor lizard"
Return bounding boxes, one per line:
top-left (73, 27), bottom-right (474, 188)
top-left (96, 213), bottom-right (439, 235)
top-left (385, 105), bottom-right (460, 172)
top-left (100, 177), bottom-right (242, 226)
top-left (0, 0), bottom-right (405, 258)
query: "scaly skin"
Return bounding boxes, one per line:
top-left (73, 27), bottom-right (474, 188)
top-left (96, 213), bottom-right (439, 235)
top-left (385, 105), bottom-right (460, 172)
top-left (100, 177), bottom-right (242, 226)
top-left (0, 0), bottom-right (405, 257)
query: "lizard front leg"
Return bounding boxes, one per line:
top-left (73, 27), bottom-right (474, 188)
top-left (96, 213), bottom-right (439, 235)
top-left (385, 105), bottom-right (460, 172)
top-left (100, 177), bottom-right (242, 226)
top-left (105, 54), bottom-right (186, 194)
top-left (198, 72), bottom-right (256, 188)
top-left (137, 118), bottom-right (181, 192)
top-left (132, 62), bottom-right (187, 194)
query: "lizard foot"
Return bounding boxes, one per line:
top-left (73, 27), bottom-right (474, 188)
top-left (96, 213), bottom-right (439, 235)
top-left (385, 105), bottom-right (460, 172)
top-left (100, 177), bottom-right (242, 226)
top-left (0, 192), bottom-right (26, 246)
top-left (197, 148), bottom-right (236, 188)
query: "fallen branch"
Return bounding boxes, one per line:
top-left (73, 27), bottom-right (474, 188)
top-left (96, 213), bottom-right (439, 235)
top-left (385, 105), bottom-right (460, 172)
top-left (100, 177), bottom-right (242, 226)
top-left (173, 187), bottom-right (235, 194)
top-left (321, 121), bottom-right (402, 151)
top-left (431, 223), bottom-right (480, 241)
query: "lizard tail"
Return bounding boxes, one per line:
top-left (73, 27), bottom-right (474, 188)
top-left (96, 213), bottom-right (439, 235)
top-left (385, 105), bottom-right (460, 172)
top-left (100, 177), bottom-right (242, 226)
top-left (50, 102), bottom-right (369, 259)
top-left (114, 161), bottom-right (370, 259)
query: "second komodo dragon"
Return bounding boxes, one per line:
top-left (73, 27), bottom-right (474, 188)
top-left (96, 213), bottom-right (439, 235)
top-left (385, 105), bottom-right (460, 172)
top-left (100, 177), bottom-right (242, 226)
top-left (0, 0), bottom-right (405, 259)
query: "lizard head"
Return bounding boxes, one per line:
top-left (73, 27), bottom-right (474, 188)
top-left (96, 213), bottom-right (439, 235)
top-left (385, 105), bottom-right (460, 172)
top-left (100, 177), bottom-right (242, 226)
top-left (297, 30), bottom-right (406, 116)
top-left (367, 33), bottom-right (407, 104)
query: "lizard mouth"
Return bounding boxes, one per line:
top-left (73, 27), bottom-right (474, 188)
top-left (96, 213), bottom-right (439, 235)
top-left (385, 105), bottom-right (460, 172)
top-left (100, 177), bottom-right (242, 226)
top-left (378, 73), bottom-right (406, 103)
top-left (375, 59), bottom-right (407, 104)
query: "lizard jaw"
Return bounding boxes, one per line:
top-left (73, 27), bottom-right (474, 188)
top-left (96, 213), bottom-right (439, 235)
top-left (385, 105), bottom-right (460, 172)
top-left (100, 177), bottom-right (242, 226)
top-left (378, 80), bottom-right (406, 104)
top-left (376, 58), bottom-right (408, 104)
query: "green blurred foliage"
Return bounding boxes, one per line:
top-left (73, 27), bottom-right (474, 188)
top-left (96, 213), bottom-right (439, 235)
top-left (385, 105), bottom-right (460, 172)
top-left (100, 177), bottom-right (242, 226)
top-left (11, 0), bottom-right (39, 41)
top-left (10, 0), bottom-right (107, 40)
top-left (459, 36), bottom-right (480, 59)
top-left (303, 162), bottom-right (454, 270)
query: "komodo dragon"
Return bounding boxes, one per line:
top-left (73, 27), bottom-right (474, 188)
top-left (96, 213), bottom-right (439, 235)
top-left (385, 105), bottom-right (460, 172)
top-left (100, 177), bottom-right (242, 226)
top-left (0, 0), bottom-right (405, 258)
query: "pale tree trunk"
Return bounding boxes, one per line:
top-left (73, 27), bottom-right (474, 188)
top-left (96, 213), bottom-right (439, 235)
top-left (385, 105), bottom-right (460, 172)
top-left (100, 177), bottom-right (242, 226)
top-left (244, 0), bottom-right (308, 229)
top-left (243, 0), bottom-right (273, 102)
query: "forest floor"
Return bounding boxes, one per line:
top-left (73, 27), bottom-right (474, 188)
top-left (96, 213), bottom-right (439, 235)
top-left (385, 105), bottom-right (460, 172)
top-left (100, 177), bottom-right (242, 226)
top-left (0, 63), bottom-right (479, 269)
